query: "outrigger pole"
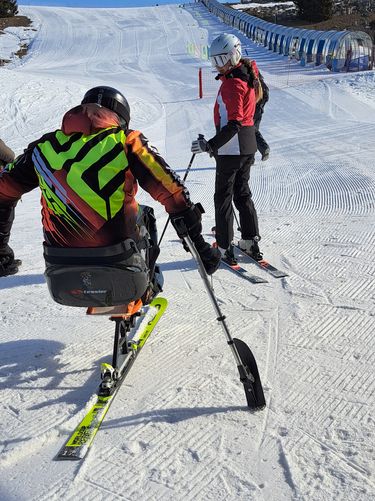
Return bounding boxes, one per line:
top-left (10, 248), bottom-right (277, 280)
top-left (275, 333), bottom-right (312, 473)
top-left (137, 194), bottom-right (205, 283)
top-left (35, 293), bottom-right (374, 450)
top-left (173, 218), bottom-right (266, 410)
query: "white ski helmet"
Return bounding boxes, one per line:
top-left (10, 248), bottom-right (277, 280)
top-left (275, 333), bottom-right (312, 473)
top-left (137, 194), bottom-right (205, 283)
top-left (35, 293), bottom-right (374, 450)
top-left (209, 33), bottom-right (242, 68)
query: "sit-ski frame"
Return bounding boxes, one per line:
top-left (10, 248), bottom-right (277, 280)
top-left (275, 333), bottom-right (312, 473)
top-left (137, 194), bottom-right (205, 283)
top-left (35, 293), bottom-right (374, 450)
top-left (87, 303), bottom-right (143, 396)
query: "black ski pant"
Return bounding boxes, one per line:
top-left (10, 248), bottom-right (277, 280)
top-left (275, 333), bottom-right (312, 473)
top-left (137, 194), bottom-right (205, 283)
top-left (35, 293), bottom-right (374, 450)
top-left (214, 155), bottom-right (259, 250)
top-left (254, 115), bottom-right (269, 156)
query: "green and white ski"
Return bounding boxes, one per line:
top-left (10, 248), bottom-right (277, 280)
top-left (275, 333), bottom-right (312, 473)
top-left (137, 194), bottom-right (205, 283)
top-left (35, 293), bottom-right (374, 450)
top-left (57, 297), bottom-right (168, 460)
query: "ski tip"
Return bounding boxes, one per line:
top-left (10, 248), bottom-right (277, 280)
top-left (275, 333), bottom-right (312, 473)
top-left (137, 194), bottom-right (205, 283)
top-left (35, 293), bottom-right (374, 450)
top-left (150, 296), bottom-right (168, 305)
top-left (149, 296), bottom-right (168, 311)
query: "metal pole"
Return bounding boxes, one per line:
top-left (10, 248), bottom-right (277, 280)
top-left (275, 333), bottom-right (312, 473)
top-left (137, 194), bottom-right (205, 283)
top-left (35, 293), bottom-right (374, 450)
top-left (233, 207), bottom-right (241, 232)
top-left (158, 153), bottom-right (196, 247)
top-left (182, 232), bottom-right (251, 374)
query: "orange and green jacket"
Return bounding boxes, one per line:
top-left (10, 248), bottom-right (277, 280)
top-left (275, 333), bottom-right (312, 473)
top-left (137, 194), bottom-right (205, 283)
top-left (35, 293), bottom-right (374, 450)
top-left (0, 104), bottom-right (191, 247)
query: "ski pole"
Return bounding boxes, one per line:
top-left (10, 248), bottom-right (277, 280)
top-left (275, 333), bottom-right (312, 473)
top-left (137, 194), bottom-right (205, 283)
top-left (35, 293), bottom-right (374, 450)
top-left (233, 207), bottom-right (241, 232)
top-left (158, 152), bottom-right (196, 247)
top-left (173, 218), bottom-right (266, 410)
top-left (158, 133), bottom-right (206, 247)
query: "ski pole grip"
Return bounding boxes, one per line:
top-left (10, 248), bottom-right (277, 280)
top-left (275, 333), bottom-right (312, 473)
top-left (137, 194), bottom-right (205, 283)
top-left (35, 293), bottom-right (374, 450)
top-left (198, 134), bottom-right (204, 140)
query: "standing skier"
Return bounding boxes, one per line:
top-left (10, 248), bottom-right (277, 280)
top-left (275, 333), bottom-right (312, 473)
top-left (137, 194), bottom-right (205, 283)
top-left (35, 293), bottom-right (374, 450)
top-left (191, 33), bottom-right (262, 264)
top-left (0, 138), bottom-right (18, 277)
top-left (0, 86), bottom-right (221, 304)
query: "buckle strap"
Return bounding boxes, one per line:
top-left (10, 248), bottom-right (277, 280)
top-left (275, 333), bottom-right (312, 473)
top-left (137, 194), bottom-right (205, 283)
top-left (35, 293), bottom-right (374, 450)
top-left (43, 238), bottom-right (144, 266)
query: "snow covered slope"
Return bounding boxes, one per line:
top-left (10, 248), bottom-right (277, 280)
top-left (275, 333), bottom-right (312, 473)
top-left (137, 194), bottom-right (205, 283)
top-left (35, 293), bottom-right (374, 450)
top-left (0, 3), bottom-right (374, 500)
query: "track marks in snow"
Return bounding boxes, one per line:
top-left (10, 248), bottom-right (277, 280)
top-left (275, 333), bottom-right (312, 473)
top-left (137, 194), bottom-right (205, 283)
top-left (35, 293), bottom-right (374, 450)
top-left (300, 429), bottom-right (372, 479)
top-left (253, 157), bottom-right (375, 218)
top-left (0, 323), bottom-right (113, 466)
top-left (276, 429), bottom-right (374, 500)
top-left (77, 428), bottom-right (226, 501)
top-left (268, 296), bottom-right (375, 499)
top-left (84, 420), bottom-right (265, 501)
top-left (330, 277), bottom-right (375, 303)
top-left (0, 4), bottom-right (374, 500)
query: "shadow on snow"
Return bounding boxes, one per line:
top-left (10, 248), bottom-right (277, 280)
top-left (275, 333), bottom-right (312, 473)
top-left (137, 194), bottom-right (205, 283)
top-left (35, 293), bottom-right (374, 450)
top-left (101, 405), bottom-right (248, 429)
top-left (0, 339), bottom-right (107, 412)
top-left (0, 273), bottom-right (45, 290)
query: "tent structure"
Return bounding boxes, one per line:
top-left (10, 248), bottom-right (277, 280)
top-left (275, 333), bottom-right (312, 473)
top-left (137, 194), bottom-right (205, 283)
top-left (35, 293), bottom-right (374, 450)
top-left (200, 0), bottom-right (373, 72)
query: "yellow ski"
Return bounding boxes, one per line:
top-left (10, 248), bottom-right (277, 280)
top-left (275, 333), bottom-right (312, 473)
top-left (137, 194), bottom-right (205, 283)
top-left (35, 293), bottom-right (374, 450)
top-left (57, 297), bottom-right (168, 460)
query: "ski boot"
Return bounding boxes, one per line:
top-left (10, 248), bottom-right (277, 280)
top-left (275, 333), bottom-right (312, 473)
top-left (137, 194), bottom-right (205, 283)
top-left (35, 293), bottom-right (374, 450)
top-left (238, 237), bottom-right (263, 261)
top-left (261, 149), bottom-right (270, 162)
top-left (219, 244), bottom-right (238, 266)
top-left (0, 258), bottom-right (21, 277)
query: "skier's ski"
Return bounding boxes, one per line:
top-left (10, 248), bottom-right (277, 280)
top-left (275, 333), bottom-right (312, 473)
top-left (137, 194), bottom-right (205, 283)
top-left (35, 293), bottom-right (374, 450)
top-left (220, 258), bottom-right (268, 284)
top-left (208, 230), bottom-right (267, 284)
top-left (57, 296), bottom-right (168, 460)
top-left (234, 245), bottom-right (288, 279)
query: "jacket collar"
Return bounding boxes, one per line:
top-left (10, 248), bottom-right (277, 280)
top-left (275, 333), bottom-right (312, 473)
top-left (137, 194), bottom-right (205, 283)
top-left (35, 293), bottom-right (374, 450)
top-left (61, 103), bottom-right (121, 136)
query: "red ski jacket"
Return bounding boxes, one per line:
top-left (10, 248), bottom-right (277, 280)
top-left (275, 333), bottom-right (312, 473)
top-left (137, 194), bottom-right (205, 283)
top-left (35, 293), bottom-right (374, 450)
top-left (209, 63), bottom-right (257, 156)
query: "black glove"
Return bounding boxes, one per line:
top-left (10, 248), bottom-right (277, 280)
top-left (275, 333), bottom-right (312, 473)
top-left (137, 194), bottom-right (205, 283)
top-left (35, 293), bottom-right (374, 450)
top-left (171, 203), bottom-right (203, 239)
top-left (192, 235), bottom-right (221, 275)
top-left (0, 244), bottom-right (18, 277)
top-left (191, 137), bottom-right (214, 156)
top-left (171, 204), bottom-right (221, 275)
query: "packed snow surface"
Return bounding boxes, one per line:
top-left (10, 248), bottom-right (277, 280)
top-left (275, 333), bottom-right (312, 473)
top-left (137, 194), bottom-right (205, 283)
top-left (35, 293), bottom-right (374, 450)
top-left (0, 24), bottom-right (37, 61)
top-left (0, 3), bottom-right (374, 500)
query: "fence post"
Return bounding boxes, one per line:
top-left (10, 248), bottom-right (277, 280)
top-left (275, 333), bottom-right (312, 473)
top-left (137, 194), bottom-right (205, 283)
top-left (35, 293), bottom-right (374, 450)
top-left (198, 67), bottom-right (203, 99)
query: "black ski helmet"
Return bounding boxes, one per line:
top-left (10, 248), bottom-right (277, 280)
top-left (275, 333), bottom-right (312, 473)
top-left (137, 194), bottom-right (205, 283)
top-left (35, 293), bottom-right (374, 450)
top-left (81, 86), bottom-right (130, 129)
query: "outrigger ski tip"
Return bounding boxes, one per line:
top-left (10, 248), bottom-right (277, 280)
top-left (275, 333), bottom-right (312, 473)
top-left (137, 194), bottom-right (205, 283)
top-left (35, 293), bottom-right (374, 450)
top-left (56, 296), bottom-right (168, 460)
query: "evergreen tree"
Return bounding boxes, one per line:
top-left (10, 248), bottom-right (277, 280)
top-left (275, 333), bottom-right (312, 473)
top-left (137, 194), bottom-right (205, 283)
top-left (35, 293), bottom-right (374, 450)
top-left (295, 0), bottom-right (333, 22)
top-left (369, 20), bottom-right (375, 43)
top-left (0, 0), bottom-right (18, 17)
top-left (319, 0), bottom-right (333, 20)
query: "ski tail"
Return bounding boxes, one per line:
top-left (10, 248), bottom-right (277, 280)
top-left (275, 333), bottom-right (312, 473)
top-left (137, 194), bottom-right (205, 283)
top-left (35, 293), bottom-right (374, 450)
top-left (234, 338), bottom-right (266, 410)
top-left (57, 395), bottom-right (112, 460)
